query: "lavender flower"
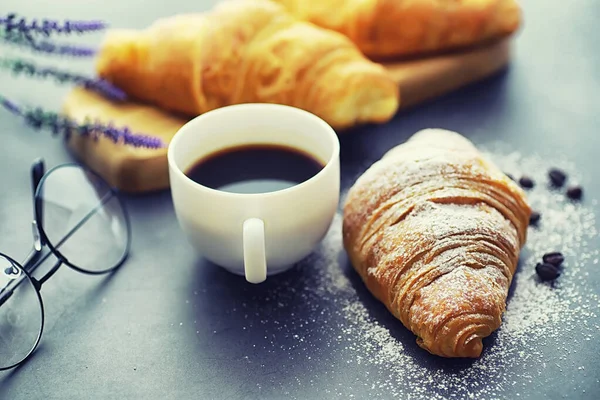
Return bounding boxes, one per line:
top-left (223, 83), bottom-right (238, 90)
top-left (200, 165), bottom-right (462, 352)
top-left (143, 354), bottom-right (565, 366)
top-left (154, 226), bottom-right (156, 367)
top-left (0, 57), bottom-right (126, 102)
top-left (31, 39), bottom-right (96, 57)
top-left (0, 95), bottom-right (164, 149)
top-left (1, 13), bottom-right (107, 40)
top-left (88, 123), bottom-right (165, 148)
top-left (1, 30), bottom-right (96, 57)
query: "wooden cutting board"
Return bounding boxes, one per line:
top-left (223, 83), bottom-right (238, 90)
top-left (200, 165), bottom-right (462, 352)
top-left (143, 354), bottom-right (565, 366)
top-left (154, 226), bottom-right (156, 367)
top-left (63, 39), bottom-right (510, 193)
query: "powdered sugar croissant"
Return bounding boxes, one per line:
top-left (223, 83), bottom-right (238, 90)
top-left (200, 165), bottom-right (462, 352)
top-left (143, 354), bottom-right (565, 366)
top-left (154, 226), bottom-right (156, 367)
top-left (342, 129), bottom-right (531, 358)
top-left (95, 0), bottom-right (399, 130)
top-left (273, 0), bottom-right (521, 58)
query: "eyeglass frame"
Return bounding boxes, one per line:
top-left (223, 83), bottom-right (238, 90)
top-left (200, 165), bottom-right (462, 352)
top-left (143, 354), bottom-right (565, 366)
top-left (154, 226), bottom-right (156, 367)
top-left (0, 157), bottom-right (131, 371)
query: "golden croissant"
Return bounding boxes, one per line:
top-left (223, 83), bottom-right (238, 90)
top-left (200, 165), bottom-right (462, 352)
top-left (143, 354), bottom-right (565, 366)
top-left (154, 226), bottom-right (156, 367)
top-left (95, 0), bottom-right (399, 130)
top-left (273, 0), bottom-right (522, 58)
top-left (342, 129), bottom-right (531, 358)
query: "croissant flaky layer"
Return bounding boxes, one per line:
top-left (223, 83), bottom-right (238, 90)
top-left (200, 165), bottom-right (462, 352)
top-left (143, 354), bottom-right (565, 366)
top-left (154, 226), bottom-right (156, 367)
top-left (95, 0), bottom-right (399, 130)
top-left (273, 0), bottom-right (522, 58)
top-left (342, 129), bottom-right (531, 358)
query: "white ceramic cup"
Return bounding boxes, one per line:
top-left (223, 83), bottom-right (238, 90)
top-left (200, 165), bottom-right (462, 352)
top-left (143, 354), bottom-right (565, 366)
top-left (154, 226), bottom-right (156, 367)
top-left (167, 104), bottom-right (340, 284)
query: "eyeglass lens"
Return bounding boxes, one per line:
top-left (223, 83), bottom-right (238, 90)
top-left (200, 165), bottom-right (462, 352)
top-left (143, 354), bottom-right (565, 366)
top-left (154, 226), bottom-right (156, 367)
top-left (0, 255), bottom-right (43, 370)
top-left (37, 166), bottom-right (129, 273)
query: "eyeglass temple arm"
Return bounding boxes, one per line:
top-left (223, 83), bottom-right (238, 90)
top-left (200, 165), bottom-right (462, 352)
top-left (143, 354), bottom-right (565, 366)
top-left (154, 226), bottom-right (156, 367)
top-left (21, 158), bottom-right (46, 267)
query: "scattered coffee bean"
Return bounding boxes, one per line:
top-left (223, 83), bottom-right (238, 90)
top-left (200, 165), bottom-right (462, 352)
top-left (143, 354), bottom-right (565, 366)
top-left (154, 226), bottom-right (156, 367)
top-left (518, 176), bottom-right (535, 189)
top-left (566, 185), bottom-right (583, 200)
top-left (536, 262), bottom-right (561, 281)
top-left (548, 168), bottom-right (567, 188)
top-left (543, 252), bottom-right (565, 267)
top-left (529, 211), bottom-right (541, 226)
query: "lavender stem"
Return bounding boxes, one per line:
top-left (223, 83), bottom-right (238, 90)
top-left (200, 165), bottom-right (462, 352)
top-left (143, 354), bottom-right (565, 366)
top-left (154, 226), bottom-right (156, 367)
top-left (0, 95), bottom-right (164, 149)
top-left (32, 39), bottom-right (97, 57)
top-left (0, 95), bottom-right (22, 116)
top-left (1, 29), bottom-right (97, 57)
top-left (0, 57), bottom-right (126, 102)
top-left (1, 13), bottom-right (107, 38)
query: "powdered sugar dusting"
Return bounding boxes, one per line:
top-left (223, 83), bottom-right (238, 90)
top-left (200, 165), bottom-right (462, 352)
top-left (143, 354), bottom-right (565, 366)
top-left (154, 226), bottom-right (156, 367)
top-left (234, 150), bottom-right (598, 399)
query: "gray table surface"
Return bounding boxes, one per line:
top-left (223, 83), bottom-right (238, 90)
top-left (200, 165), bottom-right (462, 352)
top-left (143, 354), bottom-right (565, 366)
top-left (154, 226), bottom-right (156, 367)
top-left (1, 0), bottom-right (599, 399)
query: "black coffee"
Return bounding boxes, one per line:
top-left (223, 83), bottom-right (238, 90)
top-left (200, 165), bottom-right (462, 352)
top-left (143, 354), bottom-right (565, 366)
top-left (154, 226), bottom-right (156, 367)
top-left (185, 144), bottom-right (324, 194)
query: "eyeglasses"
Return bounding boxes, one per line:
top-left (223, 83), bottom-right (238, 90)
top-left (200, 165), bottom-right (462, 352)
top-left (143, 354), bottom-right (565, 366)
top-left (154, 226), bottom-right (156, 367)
top-left (0, 158), bottom-right (131, 370)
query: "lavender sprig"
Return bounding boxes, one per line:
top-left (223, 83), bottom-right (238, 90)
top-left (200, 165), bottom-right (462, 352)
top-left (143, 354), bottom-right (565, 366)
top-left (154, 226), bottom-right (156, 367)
top-left (0, 57), bottom-right (126, 102)
top-left (0, 13), bottom-right (107, 40)
top-left (1, 30), bottom-right (96, 57)
top-left (0, 95), bottom-right (164, 149)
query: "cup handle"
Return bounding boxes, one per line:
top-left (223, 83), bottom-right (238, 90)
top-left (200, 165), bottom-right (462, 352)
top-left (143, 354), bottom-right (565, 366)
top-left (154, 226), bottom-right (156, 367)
top-left (243, 218), bottom-right (267, 284)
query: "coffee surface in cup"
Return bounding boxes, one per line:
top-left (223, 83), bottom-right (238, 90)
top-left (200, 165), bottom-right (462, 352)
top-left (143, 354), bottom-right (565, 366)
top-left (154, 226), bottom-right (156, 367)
top-left (185, 144), bottom-right (324, 194)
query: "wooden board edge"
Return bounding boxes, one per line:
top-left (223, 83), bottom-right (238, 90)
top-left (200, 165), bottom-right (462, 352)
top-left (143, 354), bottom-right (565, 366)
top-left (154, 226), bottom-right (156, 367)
top-left (384, 39), bottom-right (512, 109)
top-left (67, 134), bottom-right (170, 193)
top-left (62, 87), bottom-right (187, 193)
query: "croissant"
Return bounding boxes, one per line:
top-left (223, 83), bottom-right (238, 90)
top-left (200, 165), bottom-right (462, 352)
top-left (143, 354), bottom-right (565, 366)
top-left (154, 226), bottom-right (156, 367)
top-left (342, 129), bottom-right (531, 358)
top-left (95, 0), bottom-right (399, 130)
top-left (273, 0), bottom-right (522, 58)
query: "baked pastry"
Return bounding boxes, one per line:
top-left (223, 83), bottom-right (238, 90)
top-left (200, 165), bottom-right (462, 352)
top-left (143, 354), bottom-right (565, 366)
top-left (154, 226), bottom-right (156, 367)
top-left (273, 0), bottom-right (522, 58)
top-left (342, 129), bottom-right (531, 358)
top-left (95, 0), bottom-right (399, 130)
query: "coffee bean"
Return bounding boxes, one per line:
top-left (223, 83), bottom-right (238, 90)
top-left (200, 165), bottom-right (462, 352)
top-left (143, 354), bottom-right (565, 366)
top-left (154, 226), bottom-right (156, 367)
top-left (529, 211), bottom-right (541, 226)
top-left (543, 252), bottom-right (565, 267)
top-left (566, 185), bottom-right (583, 200)
top-left (518, 176), bottom-right (535, 189)
top-left (536, 262), bottom-right (561, 281)
top-left (548, 168), bottom-right (567, 188)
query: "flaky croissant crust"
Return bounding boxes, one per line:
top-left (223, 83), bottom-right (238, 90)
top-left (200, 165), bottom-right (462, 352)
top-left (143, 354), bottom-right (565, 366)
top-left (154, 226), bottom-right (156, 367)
top-left (274, 0), bottom-right (522, 58)
top-left (95, 0), bottom-right (399, 130)
top-left (343, 129), bottom-right (531, 358)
